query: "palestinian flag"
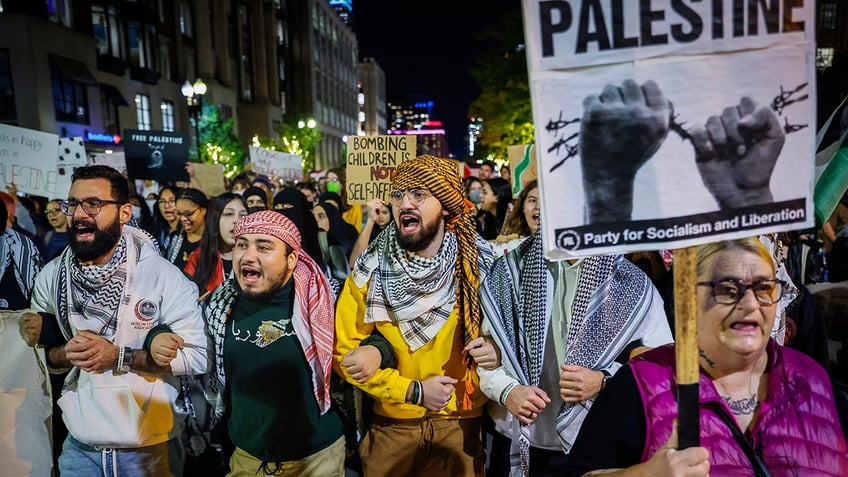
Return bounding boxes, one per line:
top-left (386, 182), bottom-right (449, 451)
top-left (814, 95), bottom-right (848, 228)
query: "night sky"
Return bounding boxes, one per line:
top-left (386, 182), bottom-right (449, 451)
top-left (352, 0), bottom-right (520, 157)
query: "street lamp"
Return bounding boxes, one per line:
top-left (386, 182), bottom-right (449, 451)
top-left (181, 78), bottom-right (207, 161)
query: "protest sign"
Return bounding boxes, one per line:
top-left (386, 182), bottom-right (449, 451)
top-left (523, 0), bottom-right (816, 258)
top-left (55, 137), bottom-right (88, 199)
top-left (248, 146), bottom-right (303, 183)
top-left (192, 162), bottom-right (227, 196)
top-left (123, 129), bottom-right (190, 182)
top-left (0, 124), bottom-right (60, 198)
top-left (88, 151), bottom-right (127, 174)
top-left (507, 144), bottom-right (538, 195)
top-left (345, 135), bottom-right (416, 204)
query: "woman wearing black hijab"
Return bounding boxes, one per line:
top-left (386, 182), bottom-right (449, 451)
top-left (313, 199), bottom-right (358, 280)
top-left (272, 188), bottom-right (324, 270)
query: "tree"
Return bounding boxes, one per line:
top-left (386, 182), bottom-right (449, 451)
top-left (194, 103), bottom-right (245, 178)
top-left (467, 7), bottom-right (534, 162)
top-left (252, 110), bottom-right (321, 174)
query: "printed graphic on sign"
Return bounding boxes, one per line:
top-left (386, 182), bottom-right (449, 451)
top-left (522, 0), bottom-right (816, 257)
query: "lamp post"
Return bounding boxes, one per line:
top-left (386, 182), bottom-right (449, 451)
top-left (181, 78), bottom-right (207, 161)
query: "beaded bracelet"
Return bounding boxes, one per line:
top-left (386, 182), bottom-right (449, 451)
top-left (499, 382), bottom-right (518, 406)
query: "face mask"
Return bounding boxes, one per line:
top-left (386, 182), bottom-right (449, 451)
top-left (468, 190), bottom-right (482, 204)
top-left (247, 206), bottom-right (266, 214)
top-left (326, 180), bottom-right (342, 194)
top-left (145, 199), bottom-right (157, 214)
top-left (131, 205), bottom-right (142, 219)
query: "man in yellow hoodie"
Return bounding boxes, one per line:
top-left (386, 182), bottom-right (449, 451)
top-left (334, 155), bottom-right (494, 477)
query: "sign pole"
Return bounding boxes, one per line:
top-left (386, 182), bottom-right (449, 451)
top-left (673, 246), bottom-right (699, 449)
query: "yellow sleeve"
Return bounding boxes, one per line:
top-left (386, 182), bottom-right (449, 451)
top-left (343, 205), bottom-right (363, 233)
top-left (333, 276), bottom-right (412, 405)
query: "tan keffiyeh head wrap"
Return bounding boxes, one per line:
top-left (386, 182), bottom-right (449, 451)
top-left (391, 154), bottom-right (483, 346)
top-left (232, 211), bottom-right (335, 413)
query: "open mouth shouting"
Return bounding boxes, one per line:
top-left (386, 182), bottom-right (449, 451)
top-left (728, 318), bottom-right (761, 335)
top-left (399, 211), bottom-right (421, 234)
top-left (239, 264), bottom-right (263, 287)
top-left (72, 220), bottom-right (97, 241)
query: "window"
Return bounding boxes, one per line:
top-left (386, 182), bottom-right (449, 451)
top-left (160, 100), bottom-right (174, 131)
top-left (100, 90), bottom-right (119, 134)
top-left (238, 4), bottom-right (253, 102)
top-left (127, 22), bottom-right (156, 69)
top-left (92, 4), bottom-right (125, 59)
top-left (51, 62), bottom-right (89, 124)
top-left (0, 49), bottom-right (15, 122)
top-left (179, 0), bottom-right (193, 37)
top-left (817, 47), bottom-right (835, 70)
top-left (46, 0), bottom-right (73, 28)
top-left (819, 3), bottom-right (838, 30)
top-left (159, 37), bottom-right (171, 80)
top-left (135, 93), bottom-right (151, 130)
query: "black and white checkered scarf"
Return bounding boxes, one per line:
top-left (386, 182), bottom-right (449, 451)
top-left (481, 231), bottom-right (652, 475)
top-left (57, 237), bottom-right (127, 341)
top-left (351, 224), bottom-right (459, 351)
top-left (0, 228), bottom-right (42, 308)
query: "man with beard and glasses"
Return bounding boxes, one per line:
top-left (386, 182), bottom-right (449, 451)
top-left (19, 165), bottom-right (208, 477)
top-left (333, 155), bottom-right (495, 477)
top-left (202, 211), bottom-right (344, 476)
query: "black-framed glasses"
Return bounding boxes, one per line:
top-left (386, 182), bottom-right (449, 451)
top-left (157, 198), bottom-right (176, 206)
top-left (176, 208), bottom-right (201, 219)
top-left (388, 189), bottom-right (432, 207)
top-left (60, 199), bottom-right (124, 216)
top-left (697, 279), bottom-right (787, 306)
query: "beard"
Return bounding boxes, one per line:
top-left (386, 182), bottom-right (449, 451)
top-left (69, 216), bottom-right (122, 262)
top-left (397, 215), bottom-right (443, 252)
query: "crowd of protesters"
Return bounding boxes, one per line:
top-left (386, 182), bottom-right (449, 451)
top-left (2, 156), bottom-right (847, 477)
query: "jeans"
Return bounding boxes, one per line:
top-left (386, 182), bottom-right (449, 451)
top-left (58, 435), bottom-right (185, 477)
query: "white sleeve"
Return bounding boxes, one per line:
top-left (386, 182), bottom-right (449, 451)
top-left (158, 270), bottom-right (209, 376)
top-left (638, 285), bottom-right (674, 348)
top-left (478, 317), bottom-right (519, 403)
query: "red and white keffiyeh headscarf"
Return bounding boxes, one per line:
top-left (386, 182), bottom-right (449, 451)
top-left (232, 211), bottom-right (335, 413)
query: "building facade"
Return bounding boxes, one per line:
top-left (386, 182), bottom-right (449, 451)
top-left (356, 57), bottom-right (386, 137)
top-left (0, 0), bottom-right (359, 171)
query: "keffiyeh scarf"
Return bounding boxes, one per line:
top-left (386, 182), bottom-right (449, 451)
top-left (0, 229), bottom-right (42, 308)
top-left (481, 232), bottom-right (653, 476)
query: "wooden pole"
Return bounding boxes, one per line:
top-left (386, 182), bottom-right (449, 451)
top-left (673, 246), bottom-right (699, 448)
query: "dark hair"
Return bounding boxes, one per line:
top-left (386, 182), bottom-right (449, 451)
top-left (485, 177), bottom-right (513, 232)
top-left (151, 185), bottom-right (183, 244)
top-left (177, 187), bottom-right (210, 209)
top-left (480, 160), bottom-right (496, 172)
top-left (463, 176), bottom-right (482, 197)
top-left (191, 192), bottom-right (245, 292)
top-left (71, 165), bottom-right (130, 203)
top-left (326, 166), bottom-right (351, 212)
top-left (502, 180), bottom-right (538, 237)
top-left (130, 194), bottom-right (156, 236)
top-left (0, 196), bottom-right (7, 234)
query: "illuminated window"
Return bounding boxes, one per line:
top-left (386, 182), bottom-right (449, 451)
top-left (819, 3), bottom-right (838, 29)
top-left (161, 100), bottom-right (174, 131)
top-left (92, 4), bottom-right (124, 59)
top-left (817, 47), bottom-right (835, 70)
top-left (135, 93), bottom-right (151, 130)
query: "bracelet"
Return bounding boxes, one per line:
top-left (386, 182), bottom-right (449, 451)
top-left (499, 382), bottom-right (518, 406)
top-left (416, 381), bottom-right (424, 406)
top-left (410, 381), bottom-right (420, 405)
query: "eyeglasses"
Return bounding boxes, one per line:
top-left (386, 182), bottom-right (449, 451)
top-left (176, 208), bottom-right (201, 219)
top-left (157, 198), bottom-right (176, 206)
top-left (696, 279), bottom-right (787, 306)
top-left (388, 189), bottom-right (432, 207)
top-left (45, 208), bottom-right (63, 216)
top-left (60, 199), bottom-right (124, 216)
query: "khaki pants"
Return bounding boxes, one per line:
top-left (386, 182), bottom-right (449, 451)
top-left (227, 436), bottom-right (345, 477)
top-left (359, 416), bottom-right (485, 477)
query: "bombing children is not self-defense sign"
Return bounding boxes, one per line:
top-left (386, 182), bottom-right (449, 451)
top-left (523, 0), bottom-right (816, 258)
top-left (346, 135), bottom-right (416, 205)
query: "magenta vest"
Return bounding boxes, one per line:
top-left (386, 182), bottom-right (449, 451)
top-left (630, 340), bottom-right (848, 476)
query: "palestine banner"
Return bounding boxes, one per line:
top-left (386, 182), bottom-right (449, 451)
top-left (522, 0), bottom-right (816, 258)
